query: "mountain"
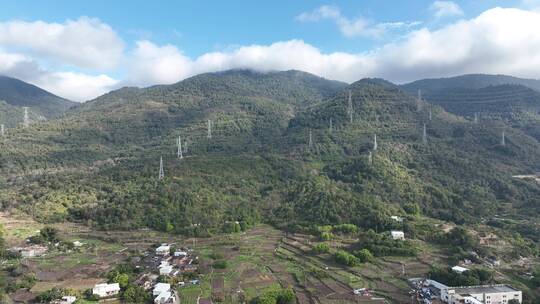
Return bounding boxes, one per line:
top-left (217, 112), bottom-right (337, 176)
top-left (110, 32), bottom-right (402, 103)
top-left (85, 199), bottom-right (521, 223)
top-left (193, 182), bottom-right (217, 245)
top-left (402, 76), bottom-right (540, 141)
top-left (0, 75), bottom-right (76, 126)
top-left (1, 70), bottom-right (539, 234)
top-left (402, 74), bottom-right (540, 93)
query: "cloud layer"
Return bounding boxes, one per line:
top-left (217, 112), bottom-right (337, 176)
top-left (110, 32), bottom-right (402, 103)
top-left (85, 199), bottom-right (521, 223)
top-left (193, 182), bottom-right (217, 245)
top-left (295, 5), bottom-right (420, 38)
top-left (2, 6), bottom-right (540, 101)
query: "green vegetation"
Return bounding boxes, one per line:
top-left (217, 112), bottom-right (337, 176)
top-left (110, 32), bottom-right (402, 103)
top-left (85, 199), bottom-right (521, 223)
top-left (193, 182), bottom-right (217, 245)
top-left (1, 70), bottom-right (540, 301)
top-left (429, 266), bottom-right (493, 286)
top-left (334, 250), bottom-right (359, 267)
top-left (250, 286), bottom-right (295, 304)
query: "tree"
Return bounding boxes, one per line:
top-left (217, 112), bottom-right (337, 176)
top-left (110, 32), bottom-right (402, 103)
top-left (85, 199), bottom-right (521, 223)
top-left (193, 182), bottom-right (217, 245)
top-left (112, 273), bottom-right (129, 289)
top-left (123, 285), bottom-right (150, 303)
top-left (355, 249), bottom-right (374, 263)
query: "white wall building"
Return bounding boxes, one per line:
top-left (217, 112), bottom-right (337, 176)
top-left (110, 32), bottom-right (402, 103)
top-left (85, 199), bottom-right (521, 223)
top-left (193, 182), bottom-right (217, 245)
top-left (156, 244), bottom-right (171, 256)
top-left (451, 266), bottom-right (470, 274)
top-left (390, 230), bottom-right (405, 240)
top-left (92, 283), bottom-right (120, 298)
top-left (154, 291), bottom-right (176, 304)
top-left (153, 283), bottom-right (171, 297)
top-left (440, 284), bottom-right (522, 304)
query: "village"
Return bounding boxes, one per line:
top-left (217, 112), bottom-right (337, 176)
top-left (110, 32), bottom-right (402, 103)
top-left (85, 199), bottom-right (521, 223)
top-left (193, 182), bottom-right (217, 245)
top-left (2, 211), bottom-right (532, 304)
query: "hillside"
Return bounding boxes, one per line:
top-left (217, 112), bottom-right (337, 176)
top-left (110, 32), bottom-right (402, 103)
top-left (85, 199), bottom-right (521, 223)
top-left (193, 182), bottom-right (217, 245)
top-left (403, 78), bottom-right (540, 141)
top-left (0, 75), bottom-right (76, 123)
top-left (402, 74), bottom-right (540, 92)
top-left (2, 71), bottom-right (540, 302)
top-left (1, 72), bottom-right (539, 231)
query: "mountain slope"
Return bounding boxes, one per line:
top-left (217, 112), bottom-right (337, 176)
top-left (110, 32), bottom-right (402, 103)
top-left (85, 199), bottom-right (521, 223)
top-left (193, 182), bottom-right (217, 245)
top-left (402, 74), bottom-right (540, 92)
top-left (0, 71), bottom-right (539, 233)
top-left (403, 78), bottom-right (540, 141)
top-left (0, 75), bottom-right (76, 122)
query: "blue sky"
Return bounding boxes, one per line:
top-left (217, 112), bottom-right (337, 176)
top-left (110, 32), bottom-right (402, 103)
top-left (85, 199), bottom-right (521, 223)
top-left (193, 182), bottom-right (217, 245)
top-left (0, 0), bottom-right (539, 101)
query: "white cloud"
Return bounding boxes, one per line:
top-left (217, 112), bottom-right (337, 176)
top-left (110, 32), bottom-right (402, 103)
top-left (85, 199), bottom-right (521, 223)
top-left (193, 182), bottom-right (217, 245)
top-left (4, 6), bottom-right (540, 101)
top-left (0, 17), bottom-right (124, 69)
top-left (127, 7), bottom-right (540, 87)
top-left (430, 1), bottom-right (464, 18)
top-left (0, 48), bottom-right (118, 101)
top-left (295, 5), bottom-right (420, 38)
top-left (36, 72), bottom-right (118, 102)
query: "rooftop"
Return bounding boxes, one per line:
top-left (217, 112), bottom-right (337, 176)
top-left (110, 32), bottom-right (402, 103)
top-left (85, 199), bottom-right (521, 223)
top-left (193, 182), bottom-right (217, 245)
top-left (450, 284), bottom-right (519, 294)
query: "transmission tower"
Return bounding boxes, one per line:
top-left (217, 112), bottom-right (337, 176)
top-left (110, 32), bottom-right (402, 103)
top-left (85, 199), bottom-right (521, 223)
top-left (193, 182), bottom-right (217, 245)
top-left (373, 134), bottom-right (378, 151)
top-left (422, 123), bottom-right (427, 144)
top-left (347, 90), bottom-right (353, 124)
top-left (184, 139), bottom-right (188, 154)
top-left (308, 130), bottom-right (313, 150)
top-left (177, 136), bottom-right (183, 159)
top-left (474, 113), bottom-right (478, 124)
top-left (417, 89), bottom-right (422, 111)
top-left (428, 107), bottom-right (432, 121)
top-left (501, 130), bottom-right (506, 146)
top-left (159, 156), bottom-right (164, 180)
top-left (329, 118), bottom-right (333, 133)
top-left (23, 107), bottom-right (29, 128)
top-left (368, 151), bottom-right (373, 165)
top-left (207, 119), bottom-right (212, 139)
top-left (0, 124), bottom-right (4, 137)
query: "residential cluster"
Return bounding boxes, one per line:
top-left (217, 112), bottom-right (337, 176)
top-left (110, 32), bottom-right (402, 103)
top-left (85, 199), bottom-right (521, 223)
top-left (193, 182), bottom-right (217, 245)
top-left (90, 243), bottom-right (199, 304)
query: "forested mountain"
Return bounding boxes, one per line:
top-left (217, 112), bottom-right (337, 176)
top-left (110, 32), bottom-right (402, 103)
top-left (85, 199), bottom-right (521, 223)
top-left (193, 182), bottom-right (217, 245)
top-left (0, 70), bottom-right (539, 239)
top-left (402, 74), bottom-right (540, 92)
top-left (402, 76), bottom-right (540, 141)
top-left (0, 75), bottom-right (76, 125)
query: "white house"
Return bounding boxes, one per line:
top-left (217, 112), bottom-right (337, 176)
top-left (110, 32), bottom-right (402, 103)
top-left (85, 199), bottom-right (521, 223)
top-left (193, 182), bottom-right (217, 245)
top-left (52, 296), bottom-right (77, 304)
top-left (153, 283), bottom-right (171, 296)
top-left (156, 244), bottom-right (171, 256)
top-left (451, 266), bottom-right (470, 274)
top-left (174, 251), bottom-right (187, 257)
top-left (92, 283), bottom-right (120, 298)
top-left (160, 265), bottom-right (173, 275)
top-left (154, 291), bottom-right (176, 304)
top-left (440, 284), bottom-right (522, 304)
top-left (390, 216), bottom-right (403, 222)
top-left (390, 231), bottom-right (405, 240)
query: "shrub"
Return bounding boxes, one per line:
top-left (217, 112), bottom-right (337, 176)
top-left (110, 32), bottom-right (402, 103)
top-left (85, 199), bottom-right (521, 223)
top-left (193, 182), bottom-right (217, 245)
top-left (313, 243), bottom-right (330, 254)
top-left (334, 250), bottom-right (359, 267)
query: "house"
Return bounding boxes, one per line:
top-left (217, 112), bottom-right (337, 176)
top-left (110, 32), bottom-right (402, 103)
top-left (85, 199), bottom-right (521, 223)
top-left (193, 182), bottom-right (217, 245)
top-left (51, 296), bottom-right (77, 304)
top-left (184, 264), bottom-right (198, 272)
top-left (439, 283), bottom-right (522, 304)
top-left (390, 216), bottom-right (403, 222)
top-left (156, 244), bottom-right (171, 256)
top-left (92, 283), bottom-right (120, 298)
top-left (154, 291), bottom-right (176, 304)
top-left (153, 283), bottom-right (171, 297)
top-left (451, 265), bottom-right (469, 274)
top-left (390, 231), bottom-right (405, 240)
top-left (73, 241), bottom-right (84, 247)
top-left (174, 251), bottom-right (187, 257)
top-left (10, 245), bottom-right (48, 258)
top-left (159, 265), bottom-right (173, 275)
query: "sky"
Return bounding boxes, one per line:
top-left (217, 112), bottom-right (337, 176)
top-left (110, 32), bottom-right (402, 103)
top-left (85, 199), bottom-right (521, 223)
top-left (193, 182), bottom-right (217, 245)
top-left (1, 0), bottom-right (540, 102)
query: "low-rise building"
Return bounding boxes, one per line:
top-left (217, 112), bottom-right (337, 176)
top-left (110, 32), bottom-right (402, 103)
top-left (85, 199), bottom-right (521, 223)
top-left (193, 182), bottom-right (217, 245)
top-left (440, 284), bottom-right (522, 304)
top-left (92, 283), bottom-right (120, 298)
top-left (154, 291), bottom-right (176, 304)
top-left (451, 266), bottom-right (470, 274)
top-left (153, 283), bottom-right (171, 297)
top-left (51, 296), bottom-right (77, 304)
top-left (390, 231), bottom-right (405, 240)
top-left (160, 265), bottom-right (173, 275)
top-left (10, 245), bottom-right (48, 258)
top-left (156, 244), bottom-right (171, 256)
